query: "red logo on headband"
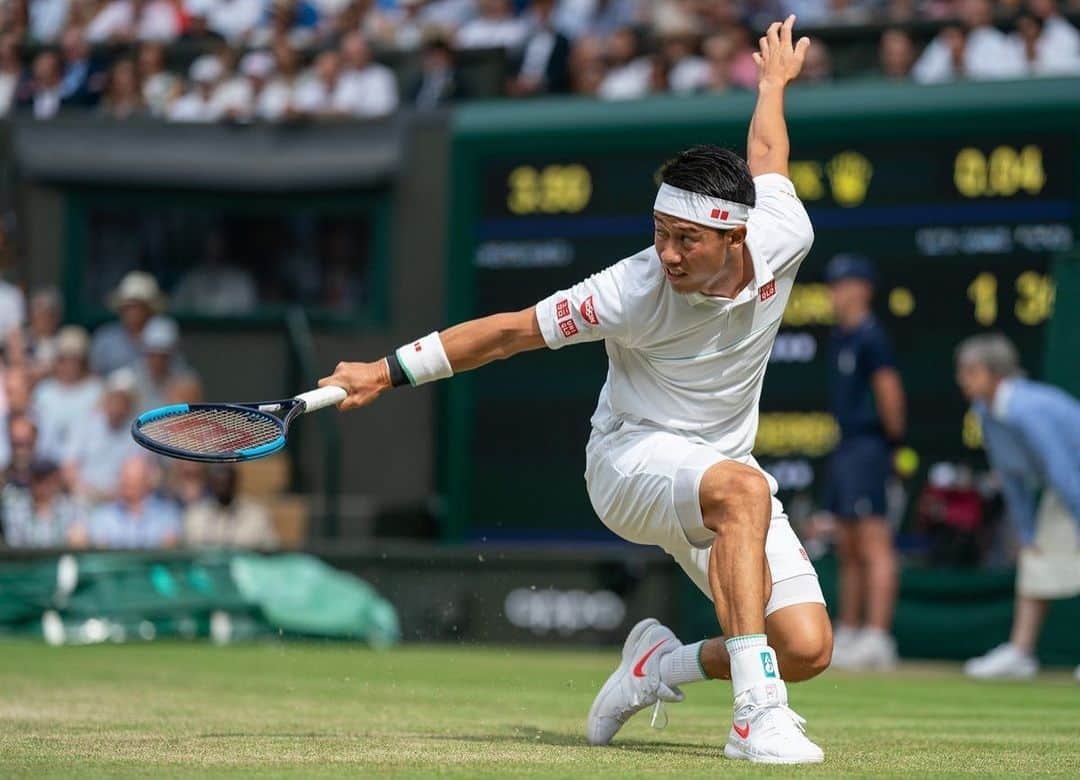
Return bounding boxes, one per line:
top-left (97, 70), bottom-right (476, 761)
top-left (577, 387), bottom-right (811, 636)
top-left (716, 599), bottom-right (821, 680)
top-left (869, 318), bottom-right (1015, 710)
top-left (710, 208), bottom-right (730, 221)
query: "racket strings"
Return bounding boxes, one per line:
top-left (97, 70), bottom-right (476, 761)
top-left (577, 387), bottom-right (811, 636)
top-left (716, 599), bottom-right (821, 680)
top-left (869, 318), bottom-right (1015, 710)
top-left (139, 408), bottom-right (282, 455)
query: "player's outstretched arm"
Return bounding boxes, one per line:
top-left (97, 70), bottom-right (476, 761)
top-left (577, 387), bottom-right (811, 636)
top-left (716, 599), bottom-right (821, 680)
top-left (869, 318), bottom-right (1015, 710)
top-left (318, 308), bottom-right (546, 410)
top-left (746, 15), bottom-right (809, 179)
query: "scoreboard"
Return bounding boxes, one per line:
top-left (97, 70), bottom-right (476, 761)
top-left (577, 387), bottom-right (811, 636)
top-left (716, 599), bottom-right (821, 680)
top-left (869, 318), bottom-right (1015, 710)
top-left (442, 79), bottom-right (1079, 541)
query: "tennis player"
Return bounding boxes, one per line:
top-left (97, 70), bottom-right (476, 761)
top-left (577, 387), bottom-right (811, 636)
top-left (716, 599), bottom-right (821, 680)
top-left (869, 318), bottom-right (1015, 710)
top-left (321, 16), bottom-right (831, 764)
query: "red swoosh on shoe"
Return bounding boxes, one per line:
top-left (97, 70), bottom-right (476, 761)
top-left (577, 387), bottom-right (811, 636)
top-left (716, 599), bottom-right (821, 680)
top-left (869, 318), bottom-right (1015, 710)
top-left (733, 721), bottom-right (751, 739)
top-left (631, 639), bottom-right (669, 678)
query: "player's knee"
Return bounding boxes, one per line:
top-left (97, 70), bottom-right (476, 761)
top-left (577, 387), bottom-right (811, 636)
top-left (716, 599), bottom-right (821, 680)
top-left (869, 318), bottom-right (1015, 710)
top-left (781, 629), bottom-right (833, 682)
top-left (700, 464), bottom-right (771, 533)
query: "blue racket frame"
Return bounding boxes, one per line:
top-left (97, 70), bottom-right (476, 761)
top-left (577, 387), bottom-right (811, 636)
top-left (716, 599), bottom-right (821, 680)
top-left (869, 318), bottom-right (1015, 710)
top-left (131, 399), bottom-right (303, 463)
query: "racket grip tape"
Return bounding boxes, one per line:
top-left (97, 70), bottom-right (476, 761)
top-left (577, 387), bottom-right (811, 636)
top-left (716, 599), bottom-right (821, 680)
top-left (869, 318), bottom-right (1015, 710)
top-left (295, 386), bottom-right (347, 412)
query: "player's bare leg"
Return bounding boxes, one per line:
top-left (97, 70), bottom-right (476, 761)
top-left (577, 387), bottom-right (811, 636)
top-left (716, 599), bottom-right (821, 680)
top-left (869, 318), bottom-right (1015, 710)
top-left (695, 603), bottom-right (833, 682)
top-left (697, 460), bottom-right (824, 763)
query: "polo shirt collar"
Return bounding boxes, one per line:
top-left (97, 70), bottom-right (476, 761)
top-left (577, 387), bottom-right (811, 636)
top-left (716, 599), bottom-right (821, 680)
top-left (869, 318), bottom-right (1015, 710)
top-left (684, 240), bottom-right (774, 308)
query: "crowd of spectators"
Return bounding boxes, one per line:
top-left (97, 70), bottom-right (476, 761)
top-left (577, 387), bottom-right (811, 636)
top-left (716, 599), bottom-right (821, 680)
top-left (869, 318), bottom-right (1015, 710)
top-left (0, 263), bottom-right (279, 551)
top-left (0, 0), bottom-right (1076, 121)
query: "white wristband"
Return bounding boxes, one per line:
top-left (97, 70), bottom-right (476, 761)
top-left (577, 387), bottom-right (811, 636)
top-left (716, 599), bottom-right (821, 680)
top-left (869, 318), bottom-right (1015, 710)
top-left (395, 332), bottom-right (453, 386)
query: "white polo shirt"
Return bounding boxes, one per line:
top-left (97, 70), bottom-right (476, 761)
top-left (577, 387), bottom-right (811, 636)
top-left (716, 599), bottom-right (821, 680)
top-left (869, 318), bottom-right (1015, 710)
top-left (535, 173), bottom-right (813, 459)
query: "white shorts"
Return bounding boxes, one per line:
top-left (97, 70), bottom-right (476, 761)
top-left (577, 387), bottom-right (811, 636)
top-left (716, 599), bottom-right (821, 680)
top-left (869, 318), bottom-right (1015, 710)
top-left (585, 425), bottom-right (824, 617)
top-left (1017, 490), bottom-right (1080, 599)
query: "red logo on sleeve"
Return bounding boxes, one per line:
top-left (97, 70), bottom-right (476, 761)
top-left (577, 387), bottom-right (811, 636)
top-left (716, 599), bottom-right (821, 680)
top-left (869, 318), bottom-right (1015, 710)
top-left (559, 319), bottom-right (579, 338)
top-left (759, 280), bottom-right (776, 302)
top-left (580, 296), bottom-right (599, 326)
top-left (710, 208), bottom-right (730, 221)
top-left (555, 299), bottom-right (570, 319)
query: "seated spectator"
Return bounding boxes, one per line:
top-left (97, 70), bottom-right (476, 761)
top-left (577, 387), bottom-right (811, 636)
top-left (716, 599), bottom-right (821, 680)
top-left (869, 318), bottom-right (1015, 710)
top-left (407, 36), bottom-right (469, 108)
top-left (29, 0), bottom-right (72, 44)
top-left (701, 32), bottom-right (735, 93)
top-left (99, 58), bottom-right (147, 119)
top-left (456, 0), bottom-right (528, 51)
top-left (0, 264), bottom-right (24, 341)
top-left (554, 0), bottom-right (643, 39)
top-left (0, 34), bottom-right (25, 117)
top-left (879, 28), bottom-right (916, 81)
top-left (294, 49), bottom-right (343, 116)
top-left (179, 3), bottom-right (227, 46)
top-left (63, 368), bottom-right (141, 500)
top-left (421, 0), bottom-right (481, 33)
top-left (31, 326), bottom-right (103, 462)
top-left (1013, 0), bottom-right (1080, 75)
top-left (86, 456), bottom-right (181, 549)
top-left (168, 53), bottom-right (224, 121)
top-left (567, 34), bottom-right (606, 95)
top-left (203, 0), bottom-right (265, 44)
top-left (85, 0), bottom-right (182, 44)
top-left (1, 413), bottom-right (37, 486)
top-left (657, 15), bottom-right (709, 93)
top-left (334, 31), bottom-right (399, 118)
top-left (173, 231), bottom-right (258, 314)
top-left (163, 373), bottom-right (204, 405)
top-left (251, 0), bottom-right (322, 49)
top-left (90, 271), bottom-right (165, 375)
top-left (184, 464), bottom-right (278, 549)
top-left (18, 49), bottom-right (66, 119)
top-left (166, 460), bottom-right (209, 507)
top-left (132, 316), bottom-right (195, 413)
top-left (257, 40), bottom-right (303, 121)
top-left (138, 40), bottom-right (181, 117)
top-left (507, 0), bottom-right (571, 97)
top-left (227, 49), bottom-right (275, 120)
top-left (798, 39), bottom-right (833, 83)
top-left (598, 26), bottom-right (650, 100)
top-left (1, 459), bottom-right (86, 548)
top-left (24, 286), bottom-right (63, 379)
top-left (727, 25), bottom-right (762, 90)
top-left (59, 25), bottom-right (107, 107)
top-left (209, 47), bottom-right (256, 119)
top-left (913, 0), bottom-right (1026, 83)
top-left (376, 0), bottom-right (428, 51)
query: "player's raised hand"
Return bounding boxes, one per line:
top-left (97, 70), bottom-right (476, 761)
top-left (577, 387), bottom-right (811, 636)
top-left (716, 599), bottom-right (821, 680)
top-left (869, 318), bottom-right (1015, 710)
top-left (318, 360), bottom-right (391, 411)
top-left (753, 15), bottom-right (811, 87)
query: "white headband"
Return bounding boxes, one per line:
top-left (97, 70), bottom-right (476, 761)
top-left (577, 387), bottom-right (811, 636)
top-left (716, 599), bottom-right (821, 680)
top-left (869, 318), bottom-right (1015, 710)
top-left (653, 183), bottom-right (750, 230)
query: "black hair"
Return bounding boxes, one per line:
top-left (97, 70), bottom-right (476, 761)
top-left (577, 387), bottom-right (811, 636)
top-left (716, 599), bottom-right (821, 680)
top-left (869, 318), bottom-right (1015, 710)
top-left (658, 144), bottom-right (755, 208)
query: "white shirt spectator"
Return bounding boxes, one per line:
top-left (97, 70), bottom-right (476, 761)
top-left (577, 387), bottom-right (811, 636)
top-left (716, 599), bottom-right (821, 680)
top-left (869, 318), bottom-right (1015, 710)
top-left (0, 71), bottom-right (16, 117)
top-left (0, 279), bottom-right (24, 337)
top-left (85, 0), bottom-right (133, 43)
top-left (31, 376), bottom-right (103, 462)
top-left (669, 56), bottom-right (711, 93)
top-left (334, 64), bottom-right (399, 118)
top-left (292, 76), bottom-right (333, 115)
top-left (1031, 15), bottom-right (1080, 75)
top-left (598, 58), bottom-right (652, 100)
top-left (422, 0), bottom-right (478, 29)
top-left (32, 86), bottom-right (64, 120)
top-left (63, 410), bottom-right (142, 497)
top-left (30, 0), bottom-right (72, 43)
top-left (456, 15), bottom-right (529, 51)
top-left (139, 0), bottom-right (182, 41)
top-left (256, 78), bottom-right (296, 121)
top-left (913, 27), bottom-right (1027, 83)
top-left (143, 71), bottom-right (181, 116)
top-left (203, 0), bottom-right (265, 42)
top-left (211, 76), bottom-right (255, 119)
top-left (168, 90), bottom-right (221, 122)
top-left (184, 496), bottom-right (278, 549)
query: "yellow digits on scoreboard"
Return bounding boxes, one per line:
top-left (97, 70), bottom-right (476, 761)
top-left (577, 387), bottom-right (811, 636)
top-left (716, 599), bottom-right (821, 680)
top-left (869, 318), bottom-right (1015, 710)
top-left (953, 145), bottom-right (1045, 198)
top-left (825, 151), bottom-right (873, 207)
top-left (1014, 271), bottom-right (1055, 326)
top-left (755, 413), bottom-right (840, 457)
top-left (967, 272), bottom-right (998, 326)
top-left (782, 283), bottom-right (834, 327)
top-left (507, 164), bottom-right (592, 215)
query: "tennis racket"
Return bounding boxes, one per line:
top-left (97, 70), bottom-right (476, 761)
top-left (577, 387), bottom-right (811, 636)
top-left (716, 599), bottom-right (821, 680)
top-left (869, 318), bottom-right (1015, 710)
top-left (131, 385), bottom-right (347, 463)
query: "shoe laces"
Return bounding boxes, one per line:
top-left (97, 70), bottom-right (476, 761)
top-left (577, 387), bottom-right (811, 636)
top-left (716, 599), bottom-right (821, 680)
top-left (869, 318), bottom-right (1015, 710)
top-left (745, 702), bottom-right (809, 740)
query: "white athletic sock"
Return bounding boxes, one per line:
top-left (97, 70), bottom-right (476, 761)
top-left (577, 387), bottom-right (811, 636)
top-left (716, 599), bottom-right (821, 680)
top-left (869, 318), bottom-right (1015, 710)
top-left (659, 640), bottom-right (708, 686)
top-left (726, 634), bottom-right (781, 696)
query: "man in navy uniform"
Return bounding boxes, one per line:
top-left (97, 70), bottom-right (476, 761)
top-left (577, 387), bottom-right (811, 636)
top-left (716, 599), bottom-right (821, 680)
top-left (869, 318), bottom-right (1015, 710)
top-left (824, 254), bottom-right (907, 669)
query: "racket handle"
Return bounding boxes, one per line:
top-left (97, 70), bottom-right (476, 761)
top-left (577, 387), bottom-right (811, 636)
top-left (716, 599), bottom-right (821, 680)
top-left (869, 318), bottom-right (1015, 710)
top-left (295, 385), bottom-right (347, 412)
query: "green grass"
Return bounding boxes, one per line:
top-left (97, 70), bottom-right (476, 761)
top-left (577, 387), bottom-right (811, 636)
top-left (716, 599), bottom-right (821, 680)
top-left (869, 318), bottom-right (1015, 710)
top-left (0, 640), bottom-right (1077, 778)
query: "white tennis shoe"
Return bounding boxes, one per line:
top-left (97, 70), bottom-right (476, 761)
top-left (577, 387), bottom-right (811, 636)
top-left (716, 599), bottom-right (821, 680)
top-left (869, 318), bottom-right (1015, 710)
top-left (964, 643), bottom-right (1038, 680)
top-left (724, 680), bottom-right (824, 764)
top-left (586, 618), bottom-right (683, 745)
